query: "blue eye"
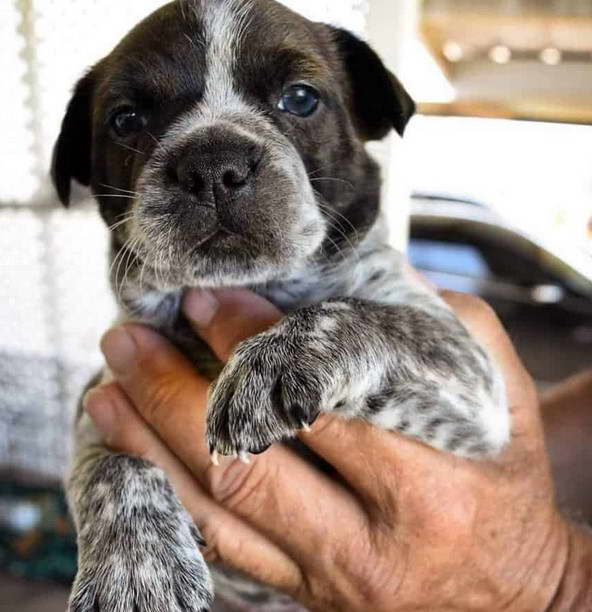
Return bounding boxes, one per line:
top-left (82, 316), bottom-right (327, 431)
top-left (278, 84), bottom-right (320, 117)
top-left (110, 107), bottom-right (146, 137)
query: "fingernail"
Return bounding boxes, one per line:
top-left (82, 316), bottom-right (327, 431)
top-left (83, 387), bottom-right (117, 441)
top-left (100, 327), bottom-right (138, 374)
top-left (183, 289), bottom-right (220, 329)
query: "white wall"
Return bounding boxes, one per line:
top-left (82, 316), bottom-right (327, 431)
top-left (367, 0), bottom-right (419, 251)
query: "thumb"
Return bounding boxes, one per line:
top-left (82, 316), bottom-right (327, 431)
top-left (182, 288), bottom-right (283, 362)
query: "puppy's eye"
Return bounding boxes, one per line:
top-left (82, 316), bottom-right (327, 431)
top-left (109, 107), bottom-right (146, 138)
top-left (278, 84), bottom-right (320, 117)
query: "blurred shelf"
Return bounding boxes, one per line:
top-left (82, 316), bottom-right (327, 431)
top-left (420, 12), bottom-right (592, 123)
top-left (419, 101), bottom-right (592, 124)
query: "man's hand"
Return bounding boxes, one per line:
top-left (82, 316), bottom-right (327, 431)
top-left (85, 288), bottom-right (591, 611)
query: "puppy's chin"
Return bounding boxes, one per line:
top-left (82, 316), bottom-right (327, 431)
top-left (136, 226), bottom-right (325, 289)
top-left (124, 216), bottom-right (325, 295)
top-left (186, 238), bottom-right (302, 288)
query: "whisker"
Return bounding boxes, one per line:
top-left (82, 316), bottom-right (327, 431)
top-left (183, 32), bottom-right (205, 50)
top-left (310, 176), bottom-right (355, 191)
top-left (306, 160), bottom-right (340, 178)
top-left (115, 142), bottom-right (145, 156)
top-left (121, 236), bottom-right (143, 302)
top-left (98, 183), bottom-right (140, 196)
top-left (111, 234), bottom-right (141, 303)
top-left (138, 236), bottom-right (151, 294)
top-left (114, 239), bottom-right (134, 300)
top-left (106, 215), bottom-right (134, 233)
top-left (146, 131), bottom-right (166, 155)
top-left (314, 195), bottom-right (361, 268)
top-left (111, 209), bottom-right (138, 220)
top-left (323, 233), bottom-right (348, 265)
top-left (316, 200), bottom-right (359, 237)
top-left (165, 225), bottom-right (175, 288)
top-left (315, 199), bottom-right (356, 241)
top-left (110, 241), bottom-right (131, 300)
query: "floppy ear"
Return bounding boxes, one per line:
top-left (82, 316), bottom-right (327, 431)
top-left (51, 72), bottom-right (95, 206)
top-left (332, 28), bottom-right (415, 141)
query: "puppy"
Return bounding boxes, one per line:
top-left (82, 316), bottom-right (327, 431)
top-left (52, 0), bottom-right (510, 610)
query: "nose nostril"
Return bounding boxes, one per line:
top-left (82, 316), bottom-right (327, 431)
top-left (222, 169), bottom-right (247, 189)
top-left (172, 162), bottom-right (207, 194)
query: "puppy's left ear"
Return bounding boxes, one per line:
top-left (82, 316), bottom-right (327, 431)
top-left (331, 28), bottom-right (415, 141)
top-left (51, 71), bottom-right (96, 206)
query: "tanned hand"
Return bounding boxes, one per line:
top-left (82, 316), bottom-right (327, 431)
top-left (85, 288), bottom-right (592, 611)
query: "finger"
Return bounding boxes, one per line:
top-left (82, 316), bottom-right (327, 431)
top-left (298, 413), bottom-right (447, 509)
top-left (84, 383), bottom-right (207, 488)
top-left (84, 383), bottom-right (302, 593)
top-left (182, 288), bottom-right (283, 362)
top-left (101, 324), bottom-right (214, 476)
top-left (100, 326), bottom-right (367, 566)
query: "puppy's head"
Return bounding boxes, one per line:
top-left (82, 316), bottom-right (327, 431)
top-left (52, 0), bottom-right (414, 305)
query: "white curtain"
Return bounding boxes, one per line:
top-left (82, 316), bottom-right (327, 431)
top-left (0, 0), bottom-right (369, 482)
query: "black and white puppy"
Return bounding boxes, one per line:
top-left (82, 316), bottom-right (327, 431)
top-left (52, 0), bottom-right (510, 610)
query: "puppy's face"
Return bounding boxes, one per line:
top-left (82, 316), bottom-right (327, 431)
top-left (52, 0), bottom-right (414, 306)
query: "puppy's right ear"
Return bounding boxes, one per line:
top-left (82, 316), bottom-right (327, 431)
top-left (331, 28), bottom-right (415, 141)
top-left (51, 72), bottom-right (95, 206)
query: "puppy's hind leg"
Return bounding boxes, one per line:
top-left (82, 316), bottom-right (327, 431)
top-left (66, 412), bottom-right (213, 612)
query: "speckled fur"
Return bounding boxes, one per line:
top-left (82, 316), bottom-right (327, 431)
top-left (207, 226), bottom-right (508, 459)
top-left (52, 1), bottom-right (510, 610)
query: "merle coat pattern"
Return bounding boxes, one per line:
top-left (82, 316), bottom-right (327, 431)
top-left (52, 0), bottom-right (510, 609)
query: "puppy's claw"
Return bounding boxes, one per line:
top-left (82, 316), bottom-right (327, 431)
top-left (301, 421), bottom-right (312, 433)
top-left (239, 450), bottom-right (251, 464)
top-left (210, 450), bottom-right (220, 467)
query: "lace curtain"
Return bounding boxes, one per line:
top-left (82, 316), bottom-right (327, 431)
top-left (0, 0), bottom-right (370, 483)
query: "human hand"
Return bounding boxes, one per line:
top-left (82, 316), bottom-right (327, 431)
top-left (85, 288), bottom-right (590, 611)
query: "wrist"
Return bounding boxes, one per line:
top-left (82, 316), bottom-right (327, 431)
top-left (546, 522), bottom-right (592, 611)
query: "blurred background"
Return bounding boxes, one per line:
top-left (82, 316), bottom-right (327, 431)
top-left (1, 0), bottom-right (592, 610)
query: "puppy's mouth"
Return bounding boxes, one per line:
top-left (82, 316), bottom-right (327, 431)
top-left (118, 209), bottom-right (276, 292)
top-left (188, 226), bottom-right (248, 255)
top-left (129, 225), bottom-right (250, 268)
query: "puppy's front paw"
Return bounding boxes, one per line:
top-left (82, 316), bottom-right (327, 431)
top-left (69, 525), bottom-right (211, 612)
top-left (207, 324), bottom-right (335, 457)
top-left (68, 457), bottom-right (213, 612)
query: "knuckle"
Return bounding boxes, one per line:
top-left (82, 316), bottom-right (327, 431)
top-left (207, 458), bottom-right (274, 517)
top-left (138, 372), bottom-right (186, 427)
top-left (200, 523), bottom-right (223, 565)
top-left (518, 373), bottom-right (538, 404)
top-left (307, 414), bottom-right (353, 441)
top-left (440, 290), bottom-right (492, 316)
top-left (440, 290), bottom-right (501, 328)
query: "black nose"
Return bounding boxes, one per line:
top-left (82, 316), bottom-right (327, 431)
top-left (172, 131), bottom-right (263, 202)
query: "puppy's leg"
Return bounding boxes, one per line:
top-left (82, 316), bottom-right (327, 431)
top-left (67, 411), bottom-right (213, 612)
top-left (207, 292), bottom-right (509, 460)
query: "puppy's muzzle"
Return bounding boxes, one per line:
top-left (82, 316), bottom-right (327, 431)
top-left (169, 126), bottom-right (264, 206)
